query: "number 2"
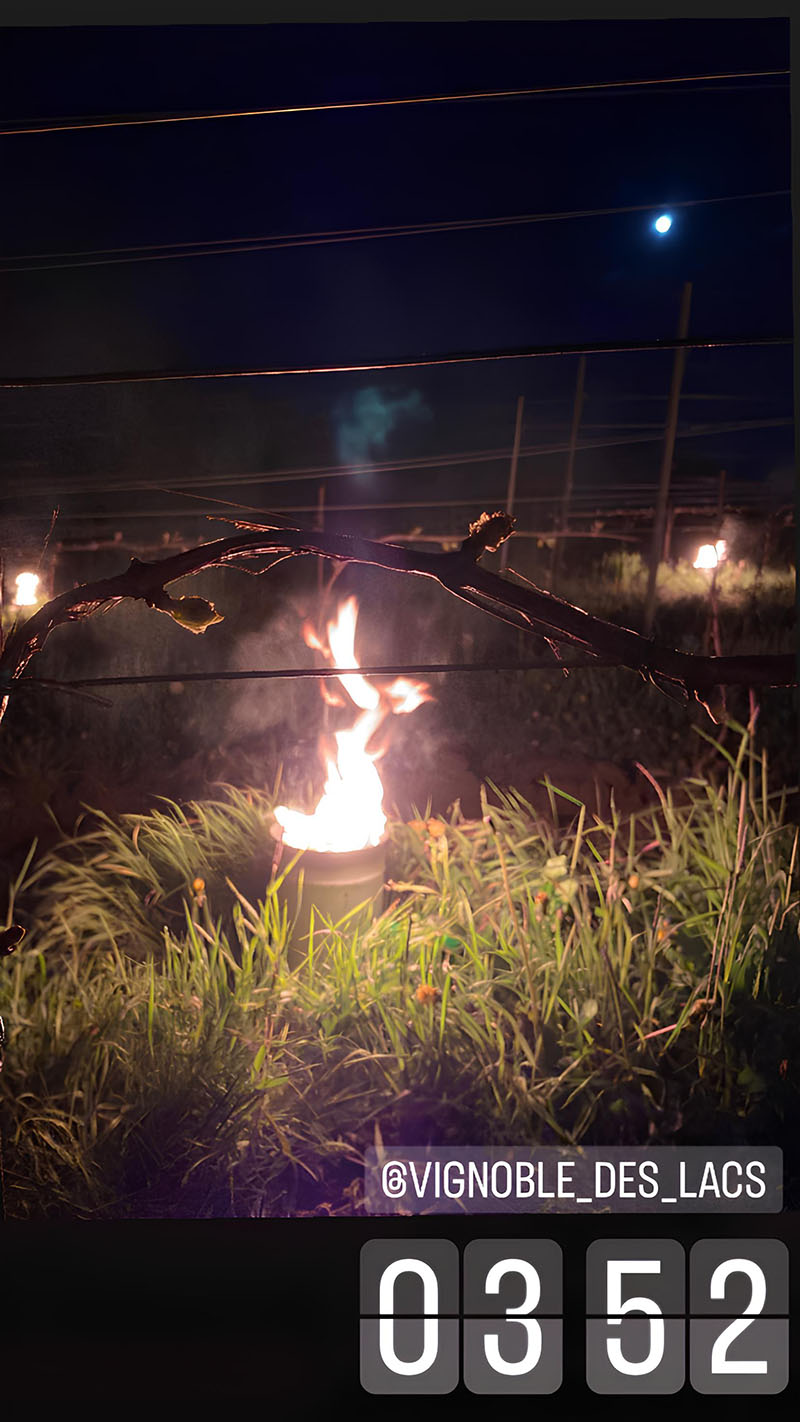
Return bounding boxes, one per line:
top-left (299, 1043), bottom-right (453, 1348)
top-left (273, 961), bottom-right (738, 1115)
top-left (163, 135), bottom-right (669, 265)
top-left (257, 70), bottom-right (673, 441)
top-left (709, 1259), bottom-right (768, 1376)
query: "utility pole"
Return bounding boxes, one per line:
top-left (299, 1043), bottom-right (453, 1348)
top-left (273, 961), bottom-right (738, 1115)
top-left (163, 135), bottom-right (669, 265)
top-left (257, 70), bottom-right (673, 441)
top-left (550, 354), bottom-right (586, 592)
top-left (499, 396), bottom-right (525, 573)
top-left (643, 280), bottom-right (693, 635)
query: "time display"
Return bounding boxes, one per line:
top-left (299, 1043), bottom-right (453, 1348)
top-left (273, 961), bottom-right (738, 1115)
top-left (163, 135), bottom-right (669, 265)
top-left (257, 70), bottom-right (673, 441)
top-left (359, 1238), bottom-right (789, 1395)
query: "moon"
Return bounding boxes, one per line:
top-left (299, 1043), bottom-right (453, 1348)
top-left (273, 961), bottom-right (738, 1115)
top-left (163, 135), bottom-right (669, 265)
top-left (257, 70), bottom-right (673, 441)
top-left (654, 213), bottom-right (673, 235)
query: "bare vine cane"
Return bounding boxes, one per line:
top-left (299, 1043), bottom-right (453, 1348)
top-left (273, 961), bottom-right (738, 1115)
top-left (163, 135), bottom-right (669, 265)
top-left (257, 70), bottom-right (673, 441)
top-left (0, 515), bottom-right (795, 734)
top-left (0, 926), bottom-right (25, 1222)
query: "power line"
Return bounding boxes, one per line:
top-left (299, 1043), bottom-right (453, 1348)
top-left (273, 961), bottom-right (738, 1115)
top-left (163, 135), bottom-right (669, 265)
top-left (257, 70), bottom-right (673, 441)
top-left (0, 335), bottom-right (791, 393)
top-left (0, 417), bottom-right (790, 506)
top-left (0, 69), bottom-right (788, 138)
top-left (0, 189), bottom-right (788, 275)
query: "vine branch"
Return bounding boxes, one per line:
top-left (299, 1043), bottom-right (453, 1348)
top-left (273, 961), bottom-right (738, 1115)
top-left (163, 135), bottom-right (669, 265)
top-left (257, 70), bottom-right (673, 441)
top-left (0, 511), bottom-right (794, 726)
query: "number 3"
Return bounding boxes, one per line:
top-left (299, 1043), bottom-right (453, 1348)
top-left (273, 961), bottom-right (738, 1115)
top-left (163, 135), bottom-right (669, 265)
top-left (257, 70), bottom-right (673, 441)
top-left (483, 1258), bottom-right (543, 1377)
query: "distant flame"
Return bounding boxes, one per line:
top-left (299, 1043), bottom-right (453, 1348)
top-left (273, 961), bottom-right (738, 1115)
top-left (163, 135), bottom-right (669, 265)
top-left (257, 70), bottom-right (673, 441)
top-left (694, 544), bottom-right (718, 570)
top-left (274, 597), bottom-right (431, 853)
top-left (693, 539), bottom-right (727, 571)
top-left (13, 571), bottom-right (40, 606)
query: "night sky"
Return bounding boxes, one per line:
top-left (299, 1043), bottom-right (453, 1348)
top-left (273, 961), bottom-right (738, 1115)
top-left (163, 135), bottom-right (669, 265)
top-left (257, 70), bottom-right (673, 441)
top-left (0, 18), bottom-right (793, 547)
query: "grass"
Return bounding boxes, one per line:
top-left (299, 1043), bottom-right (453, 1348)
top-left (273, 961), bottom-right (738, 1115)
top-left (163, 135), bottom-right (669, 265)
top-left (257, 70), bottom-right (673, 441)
top-left (1, 719), bottom-right (798, 1219)
top-left (570, 550), bottom-right (796, 615)
top-left (14, 784), bottom-right (282, 961)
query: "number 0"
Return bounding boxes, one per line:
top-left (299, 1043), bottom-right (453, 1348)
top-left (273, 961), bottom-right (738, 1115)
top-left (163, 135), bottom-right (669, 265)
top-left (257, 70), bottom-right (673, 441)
top-left (378, 1258), bottom-right (440, 1377)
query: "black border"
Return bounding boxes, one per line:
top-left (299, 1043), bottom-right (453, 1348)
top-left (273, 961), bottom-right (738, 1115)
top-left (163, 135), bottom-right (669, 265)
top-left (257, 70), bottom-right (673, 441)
top-left (0, 9), bottom-right (796, 1410)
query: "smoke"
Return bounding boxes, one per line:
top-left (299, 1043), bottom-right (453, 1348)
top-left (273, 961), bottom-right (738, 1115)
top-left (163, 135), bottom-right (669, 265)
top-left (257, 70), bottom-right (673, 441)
top-left (334, 386), bottom-right (431, 467)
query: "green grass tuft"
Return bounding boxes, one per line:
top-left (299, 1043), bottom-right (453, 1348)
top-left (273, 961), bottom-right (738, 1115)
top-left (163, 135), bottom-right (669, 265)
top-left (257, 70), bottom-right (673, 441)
top-left (1, 723), bottom-right (798, 1218)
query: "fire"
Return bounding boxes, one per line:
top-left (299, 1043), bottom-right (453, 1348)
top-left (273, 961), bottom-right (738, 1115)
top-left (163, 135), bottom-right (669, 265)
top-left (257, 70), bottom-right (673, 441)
top-left (693, 544), bottom-right (717, 570)
top-left (274, 597), bottom-right (431, 853)
top-left (693, 539), bottom-right (727, 571)
top-left (13, 571), bottom-right (40, 606)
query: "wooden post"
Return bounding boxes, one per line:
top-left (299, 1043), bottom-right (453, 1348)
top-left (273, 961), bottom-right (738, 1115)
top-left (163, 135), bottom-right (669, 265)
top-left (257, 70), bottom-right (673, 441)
top-left (757, 510), bottom-right (775, 578)
top-left (499, 395), bottom-right (525, 573)
top-left (715, 468), bottom-right (726, 535)
top-left (703, 468), bottom-right (727, 662)
top-left (643, 280), bottom-right (693, 634)
top-left (316, 482), bottom-right (326, 598)
top-left (550, 354), bottom-right (586, 592)
top-left (663, 501), bottom-right (676, 563)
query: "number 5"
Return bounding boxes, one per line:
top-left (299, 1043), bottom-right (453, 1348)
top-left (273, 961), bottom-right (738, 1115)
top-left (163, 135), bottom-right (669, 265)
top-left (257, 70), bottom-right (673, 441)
top-left (606, 1260), bottom-right (665, 1376)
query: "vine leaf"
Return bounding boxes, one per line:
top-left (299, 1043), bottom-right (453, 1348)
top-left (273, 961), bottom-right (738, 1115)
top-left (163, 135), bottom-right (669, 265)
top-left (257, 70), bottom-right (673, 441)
top-left (460, 509), bottom-right (516, 557)
top-left (149, 590), bottom-right (224, 635)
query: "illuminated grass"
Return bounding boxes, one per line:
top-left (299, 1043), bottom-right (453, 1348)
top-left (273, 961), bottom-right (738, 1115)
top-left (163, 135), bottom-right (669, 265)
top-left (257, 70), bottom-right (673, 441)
top-left (1, 722), bottom-right (798, 1218)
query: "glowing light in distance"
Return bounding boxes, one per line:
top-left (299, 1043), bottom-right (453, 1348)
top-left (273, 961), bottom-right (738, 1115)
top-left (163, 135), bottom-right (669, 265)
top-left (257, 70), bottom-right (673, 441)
top-left (13, 571), bottom-right (40, 606)
top-left (653, 213), bottom-right (673, 235)
top-left (693, 544), bottom-right (718, 570)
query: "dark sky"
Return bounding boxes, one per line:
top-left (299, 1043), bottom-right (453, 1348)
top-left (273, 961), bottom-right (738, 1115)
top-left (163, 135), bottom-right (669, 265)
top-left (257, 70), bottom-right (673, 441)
top-left (0, 18), bottom-right (793, 541)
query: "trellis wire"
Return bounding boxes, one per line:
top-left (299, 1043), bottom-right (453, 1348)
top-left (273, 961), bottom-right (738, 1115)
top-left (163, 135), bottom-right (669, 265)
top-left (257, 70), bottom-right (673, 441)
top-left (9, 659), bottom-right (624, 698)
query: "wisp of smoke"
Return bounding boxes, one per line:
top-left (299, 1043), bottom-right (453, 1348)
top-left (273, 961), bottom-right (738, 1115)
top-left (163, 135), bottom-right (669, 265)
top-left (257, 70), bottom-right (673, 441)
top-left (334, 386), bottom-right (431, 467)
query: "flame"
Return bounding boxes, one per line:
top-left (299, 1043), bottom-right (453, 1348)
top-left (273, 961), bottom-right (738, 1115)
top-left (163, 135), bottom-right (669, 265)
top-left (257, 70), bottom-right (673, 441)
top-left (320, 596), bottom-right (381, 712)
top-left (13, 571), bottom-right (40, 606)
top-left (693, 539), bottom-right (727, 571)
top-left (693, 543), bottom-right (718, 570)
top-left (275, 597), bottom-right (430, 853)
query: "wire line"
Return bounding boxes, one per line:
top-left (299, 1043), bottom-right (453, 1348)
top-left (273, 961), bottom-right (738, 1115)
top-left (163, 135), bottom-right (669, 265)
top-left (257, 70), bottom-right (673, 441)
top-left (0, 69), bottom-right (788, 137)
top-left (0, 335), bottom-right (791, 391)
top-left (1, 417), bottom-right (790, 505)
top-left (0, 189), bottom-right (788, 275)
top-left (10, 661), bottom-right (627, 695)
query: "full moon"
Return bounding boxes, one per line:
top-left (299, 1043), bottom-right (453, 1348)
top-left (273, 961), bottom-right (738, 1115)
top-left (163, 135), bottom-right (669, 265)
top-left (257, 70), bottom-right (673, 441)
top-left (654, 213), bottom-right (673, 234)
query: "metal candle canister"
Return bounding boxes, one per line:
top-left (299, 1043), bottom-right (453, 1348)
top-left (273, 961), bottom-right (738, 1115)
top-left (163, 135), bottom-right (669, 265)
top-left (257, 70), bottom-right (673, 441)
top-left (274, 835), bottom-right (387, 966)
